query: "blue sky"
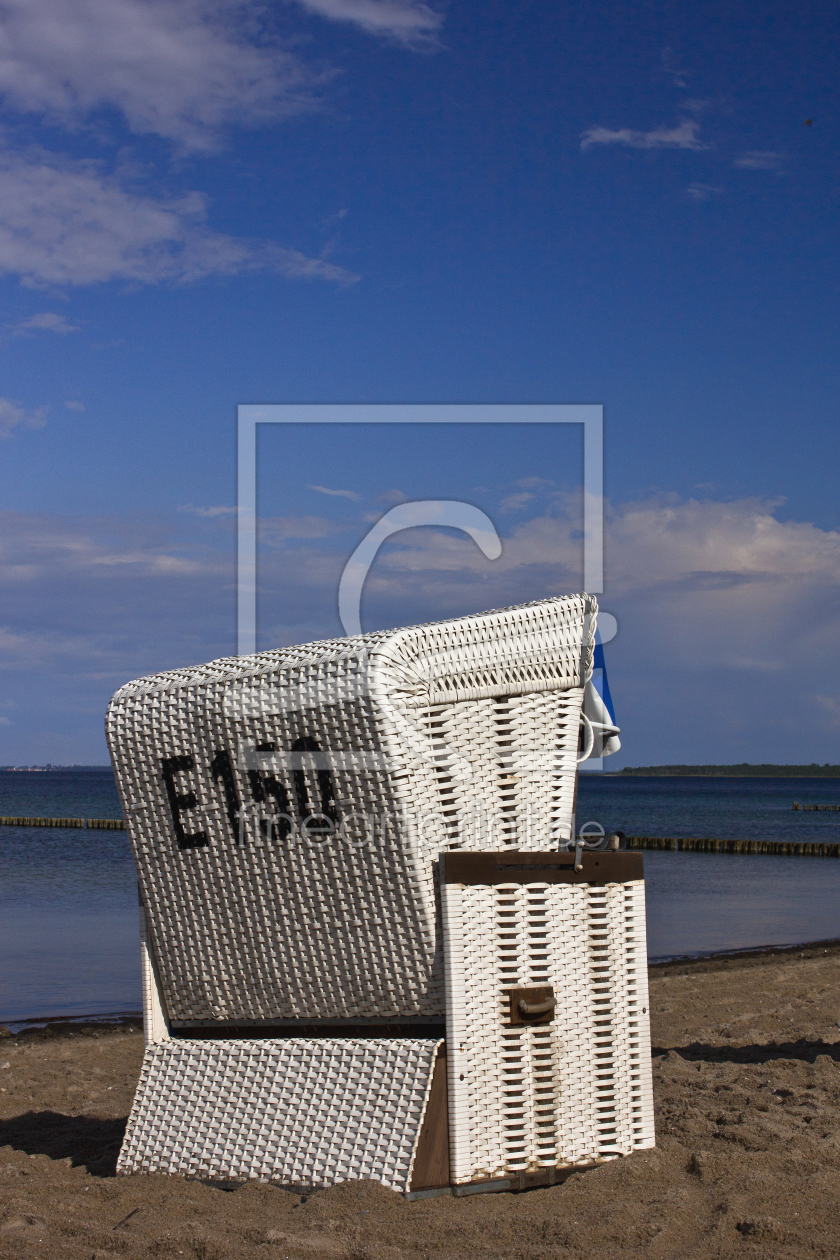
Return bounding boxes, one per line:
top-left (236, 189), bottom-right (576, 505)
top-left (0, 0), bottom-right (838, 765)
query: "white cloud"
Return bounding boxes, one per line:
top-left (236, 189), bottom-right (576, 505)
top-left (581, 119), bottom-right (708, 151)
top-left (734, 151), bottom-right (784, 171)
top-left (0, 512), bottom-right (217, 583)
top-left (686, 182), bottom-right (723, 201)
top-left (0, 397), bottom-right (48, 437)
top-left (351, 497), bottom-right (840, 755)
top-left (660, 47), bottom-right (688, 89)
top-left (309, 484), bottom-right (360, 500)
top-left (0, 0), bottom-right (444, 152)
top-left (0, 148), bottom-right (359, 287)
top-left (516, 476), bottom-right (553, 490)
top-left (814, 695), bottom-right (840, 728)
top-left (500, 491), bottom-right (534, 513)
top-left (365, 491), bottom-right (840, 615)
top-left (0, 0), bottom-right (318, 151)
top-left (7, 495), bottom-right (828, 655)
top-left (598, 497), bottom-right (840, 615)
top-left (0, 621), bottom-right (123, 671)
top-left (261, 514), bottom-right (349, 543)
top-left (64, 400), bottom-right (85, 411)
top-left (2, 496), bottom-right (840, 760)
top-left (179, 504), bottom-right (238, 517)
top-left (11, 310), bottom-right (79, 334)
top-left (292, 0), bottom-right (442, 44)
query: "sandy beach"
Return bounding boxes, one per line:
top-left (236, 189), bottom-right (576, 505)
top-left (4, 943), bottom-right (840, 1259)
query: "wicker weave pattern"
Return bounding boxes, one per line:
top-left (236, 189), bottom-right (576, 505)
top-left (415, 690), bottom-right (583, 850)
top-left (442, 879), bottom-right (654, 1184)
top-left (117, 1038), bottom-right (441, 1191)
top-left (106, 597), bottom-right (594, 1026)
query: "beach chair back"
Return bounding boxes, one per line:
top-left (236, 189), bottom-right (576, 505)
top-left (106, 595), bottom-right (595, 1028)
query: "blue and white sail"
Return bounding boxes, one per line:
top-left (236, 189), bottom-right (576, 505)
top-left (581, 634), bottom-right (621, 759)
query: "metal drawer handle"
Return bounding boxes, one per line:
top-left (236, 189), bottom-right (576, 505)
top-left (518, 996), bottom-right (556, 1017)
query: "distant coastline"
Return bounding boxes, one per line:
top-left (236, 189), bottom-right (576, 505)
top-left (3, 762), bottom-right (840, 778)
top-left (617, 763), bottom-right (840, 777)
top-left (0, 765), bottom-right (111, 772)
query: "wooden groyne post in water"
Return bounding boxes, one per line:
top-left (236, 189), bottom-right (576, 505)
top-left (0, 818), bottom-right (836, 853)
top-left (792, 801), bottom-right (840, 811)
top-left (625, 835), bottom-right (840, 857)
top-left (0, 816), bottom-right (125, 829)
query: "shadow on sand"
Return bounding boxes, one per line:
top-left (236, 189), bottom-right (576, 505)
top-left (0, 1110), bottom-right (127, 1176)
top-left (5, 1040), bottom-right (837, 1179)
top-left (652, 1038), bottom-right (840, 1065)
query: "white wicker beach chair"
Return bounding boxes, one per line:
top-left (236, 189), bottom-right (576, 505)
top-left (109, 595), bottom-right (654, 1194)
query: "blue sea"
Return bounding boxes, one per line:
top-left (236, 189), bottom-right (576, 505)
top-left (3, 769), bottom-right (840, 1023)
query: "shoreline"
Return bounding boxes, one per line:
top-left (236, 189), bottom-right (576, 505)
top-left (6, 935), bottom-right (840, 1039)
top-left (649, 934), bottom-right (840, 970)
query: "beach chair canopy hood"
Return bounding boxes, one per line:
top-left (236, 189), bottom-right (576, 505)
top-left (106, 595), bottom-right (597, 1027)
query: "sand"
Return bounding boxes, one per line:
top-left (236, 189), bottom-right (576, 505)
top-left (4, 943), bottom-right (840, 1258)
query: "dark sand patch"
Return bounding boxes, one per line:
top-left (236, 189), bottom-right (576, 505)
top-left (4, 949), bottom-right (840, 1258)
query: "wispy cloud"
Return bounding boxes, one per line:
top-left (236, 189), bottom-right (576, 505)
top-left (0, 0), bottom-right (320, 152)
top-left (309, 484), bottom-right (360, 500)
top-left (64, 399), bottom-right (85, 412)
top-left (814, 695), bottom-right (840, 728)
top-left (359, 494), bottom-right (840, 707)
top-left (0, 397), bottom-right (48, 437)
top-left (261, 515), bottom-right (349, 543)
top-left (3, 495), bottom-right (840, 761)
top-left (500, 491), bottom-right (534, 513)
top-left (734, 151), bottom-right (785, 171)
top-left (10, 311), bottom-right (80, 335)
top-left (686, 182), bottom-right (723, 201)
top-left (351, 492), bottom-right (840, 621)
top-left (179, 505), bottom-right (238, 517)
top-left (660, 47), bottom-right (688, 89)
top-left (516, 476), bottom-right (554, 490)
top-left (0, 148), bottom-right (359, 287)
top-left (292, 0), bottom-right (443, 45)
top-left (0, 510), bottom-right (212, 578)
top-left (581, 119), bottom-right (708, 152)
top-left (0, 0), bottom-right (445, 152)
top-left (603, 495), bottom-right (840, 593)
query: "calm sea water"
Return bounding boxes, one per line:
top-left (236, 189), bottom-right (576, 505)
top-left (3, 769), bottom-right (840, 1022)
top-left (1, 770), bottom-right (138, 1023)
top-left (577, 772), bottom-right (840, 843)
